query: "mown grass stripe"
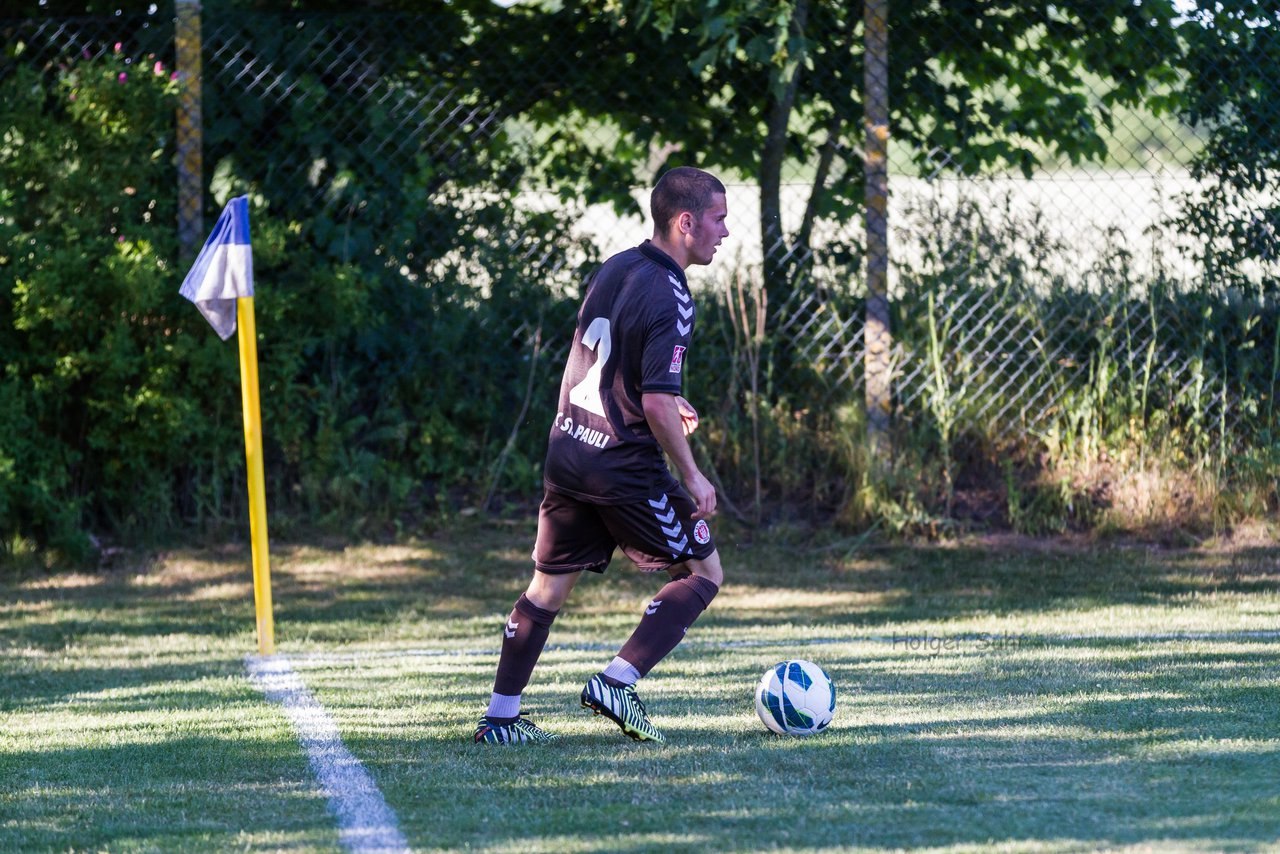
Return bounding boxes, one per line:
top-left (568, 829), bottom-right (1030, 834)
top-left (288, 629), bottom-right (1280, 664)
top-left (247, 655), bottom-right (410, 854)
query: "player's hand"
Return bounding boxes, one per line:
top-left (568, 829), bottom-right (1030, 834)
top-left (686, 469), bottom-right (717, 520)
top-left (675, 395), bottom-right (699, 436)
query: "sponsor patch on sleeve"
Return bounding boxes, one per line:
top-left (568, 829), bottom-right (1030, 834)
top-left (669, 345), bottom-right (686, 374)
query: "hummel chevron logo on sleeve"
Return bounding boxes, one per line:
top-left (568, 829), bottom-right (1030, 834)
top-left (645, 599), bottom-right (663, 615)
top-left (677, 320), bottom-right (691, 336)
top-left (505, 619), bottom-right (519, 639)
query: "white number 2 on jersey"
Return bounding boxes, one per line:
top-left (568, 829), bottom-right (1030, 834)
top-left (568, 316), bottom-right (611, 417)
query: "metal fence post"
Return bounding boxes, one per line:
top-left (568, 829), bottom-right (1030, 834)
top-left (864, 0), bottom-right (891, 465)
top-left (176, 0), bottom-right (203, 261)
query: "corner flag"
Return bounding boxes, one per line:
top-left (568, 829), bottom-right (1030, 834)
top-left (180, 195), bottom-right (253, 340)
top-left (180, 195), bottom-right (275, 655)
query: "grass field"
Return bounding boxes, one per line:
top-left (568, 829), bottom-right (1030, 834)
top-left (2, 520), bottom-right (1279, 852)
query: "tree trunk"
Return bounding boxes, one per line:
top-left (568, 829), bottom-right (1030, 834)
top-left (759, 0), bottom-right (811, 301)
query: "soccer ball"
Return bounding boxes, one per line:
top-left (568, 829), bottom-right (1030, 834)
top-left (754, 659), bottom-right (835, 736)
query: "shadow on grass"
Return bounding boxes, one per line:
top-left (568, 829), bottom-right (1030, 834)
top-left (3, 526), bottom-right (1278, 652)
top-left (0, 535), bottom-right (530, 651)
top-left (3, 525), bottom-right (1278, 851)
top-left (0, 656), bottom-right (252, 711)
top-left (0, 734), bottom-right (339, 852)
top-left (360, 635), bottom-right (1280, 851)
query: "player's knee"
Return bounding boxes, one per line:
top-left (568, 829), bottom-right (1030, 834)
top-left (526, 569), bottom-right (579, 611)
top-left (687, 550), bottom-right (723, 587)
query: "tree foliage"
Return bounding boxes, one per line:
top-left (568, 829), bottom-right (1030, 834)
top-left (1175, 0), bottom-right (1279, 294)
top-left (0, 48), bottom-right (188, 558)
top-left (479, 0), bottom-right (1184, 295)
top-left (2, 2), bottom-right (1273, 561)
top-left (0, 14), bottom-right (591, 560)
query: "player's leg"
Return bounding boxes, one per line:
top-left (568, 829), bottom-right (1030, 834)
top-left (580, 487), bottom-right (721, 742)
top-left (484, 569), bottom-right (580, 715)
top-left (609, 550), bottom-right (720, 685)
top-left (524, 566), bottom-right (582, 611)
top-left (684, 548), bottom-right (723, 586)
top-left (475, 491), bottom-right (611, 744)
top-left (476, 569), bottom-right (578, 745)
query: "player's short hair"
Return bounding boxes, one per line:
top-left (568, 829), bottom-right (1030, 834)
top-left (651, 167), bottom-right (726, 236)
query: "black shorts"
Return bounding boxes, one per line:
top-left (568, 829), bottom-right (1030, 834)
top-left (533, 486), bottom-right (717, 574)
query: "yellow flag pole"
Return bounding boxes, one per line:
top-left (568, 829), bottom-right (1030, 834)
top-left (236, 296), bottom-right (275, 655)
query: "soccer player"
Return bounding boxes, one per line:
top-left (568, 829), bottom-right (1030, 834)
top-left (474, 166), bottom-right (731, 744)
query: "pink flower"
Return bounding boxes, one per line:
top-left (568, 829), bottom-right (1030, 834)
top-left (114, 42), bottom-right (122, 53)
top-left (118, 72), bottom-right (127, 83)
top-left (169, 71), bottom-right (179, 81)
top-left (153, 61), bottom-right (164, 75)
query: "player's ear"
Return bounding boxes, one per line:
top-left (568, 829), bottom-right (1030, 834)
top-left (678, 211), bottom-right (694, 235)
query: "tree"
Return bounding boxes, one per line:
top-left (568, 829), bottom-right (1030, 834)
top-left (1174, 0), bottom-right (1279, 295)
top-left (475, 0), bottom-right (1184, 298)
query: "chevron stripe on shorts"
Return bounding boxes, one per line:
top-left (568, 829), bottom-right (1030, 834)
top-left (647, 492), bottom-right (689, 559)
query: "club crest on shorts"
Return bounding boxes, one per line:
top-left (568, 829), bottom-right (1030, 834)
top-left (693, 519), bottom-right (711, 544)
top-left (669, 345), bottom-right (686, 373)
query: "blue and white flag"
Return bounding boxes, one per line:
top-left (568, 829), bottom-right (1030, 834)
top-left (180, 195), bottom-right (254, 340)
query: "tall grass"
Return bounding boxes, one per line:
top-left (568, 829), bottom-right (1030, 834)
top-left (693, 185), bottom-right (1277, 539)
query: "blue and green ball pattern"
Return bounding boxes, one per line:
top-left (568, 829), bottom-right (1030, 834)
top-left (755, 659), bottom-right (836, 735)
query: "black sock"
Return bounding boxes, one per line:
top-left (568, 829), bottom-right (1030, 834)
top-left (493, 593), bottom-right (558, 696)
top-left (617, 575), bottom-right (719, 676)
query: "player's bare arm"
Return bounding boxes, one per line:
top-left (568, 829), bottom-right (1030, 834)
top-left (642, 391), bottom-right (716, 519)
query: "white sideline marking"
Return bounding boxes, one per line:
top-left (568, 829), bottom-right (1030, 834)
top-left (289, 629), bottom-right (1280, 665)
top-left (247, 655), bottom-right (411, 854)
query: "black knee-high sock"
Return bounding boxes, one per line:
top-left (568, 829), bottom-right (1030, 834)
top-left (493, 593), bottom-right (559, 696)
top-left (618, 574), bottom-right (719, 677)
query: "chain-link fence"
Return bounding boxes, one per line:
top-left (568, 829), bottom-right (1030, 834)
top-left (3, 3), bottom-right (1276, 538)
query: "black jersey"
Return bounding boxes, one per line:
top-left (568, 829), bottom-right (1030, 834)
top-left (543, 241), bottom-right (695, 503)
